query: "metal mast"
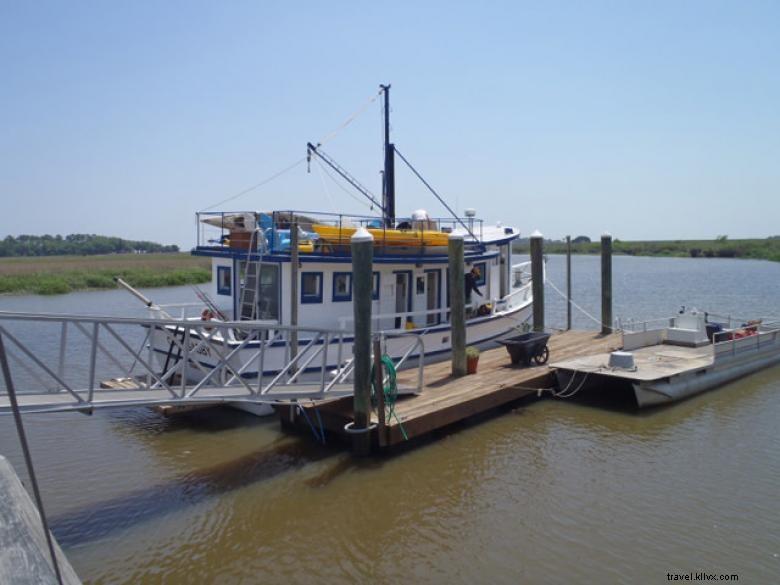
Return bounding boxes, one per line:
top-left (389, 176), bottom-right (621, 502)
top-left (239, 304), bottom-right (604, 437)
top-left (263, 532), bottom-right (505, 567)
top-left (380, 84), bottom-right (395, 227)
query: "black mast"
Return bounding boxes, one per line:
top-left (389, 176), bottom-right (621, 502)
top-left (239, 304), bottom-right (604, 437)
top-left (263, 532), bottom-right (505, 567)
top-left (380, 84), bottom-right (395, 227)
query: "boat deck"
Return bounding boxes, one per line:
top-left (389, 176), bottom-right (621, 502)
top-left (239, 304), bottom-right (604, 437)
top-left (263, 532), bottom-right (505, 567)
top-left (288, 330), bottom-right (621, 448)
top-left (550, 343), bottom-right (714, 382)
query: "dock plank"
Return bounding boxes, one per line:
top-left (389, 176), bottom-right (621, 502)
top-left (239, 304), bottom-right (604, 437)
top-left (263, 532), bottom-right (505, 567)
top-left (299, 330), bottom-right (621, 447)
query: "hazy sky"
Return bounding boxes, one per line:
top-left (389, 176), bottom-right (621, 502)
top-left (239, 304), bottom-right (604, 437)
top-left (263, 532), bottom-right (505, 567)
top-left (2, 1), bottom-right (778, 248)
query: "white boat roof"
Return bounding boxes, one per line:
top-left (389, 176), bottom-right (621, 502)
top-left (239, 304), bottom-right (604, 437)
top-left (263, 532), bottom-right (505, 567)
top-left (450, 224), bottom-right (520, 245)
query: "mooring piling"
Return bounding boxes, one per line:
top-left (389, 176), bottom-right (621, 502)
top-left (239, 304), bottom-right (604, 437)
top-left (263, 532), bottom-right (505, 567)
top-left (530, 231), bottom-right (545, 332)
top-left (290, 220), bottom-right (299, 368)
top-left (601, 233), bottom-right (613, 334)
top-left (448, 233), bottom-right (466, 377)
top-left (350, 227), bottom-right (374, 456)
top-left (566, 235), bottom-right (572, 331)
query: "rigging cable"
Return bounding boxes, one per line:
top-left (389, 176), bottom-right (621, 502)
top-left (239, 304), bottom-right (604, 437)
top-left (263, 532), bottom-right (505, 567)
top-left (393, 147), bottom-right (479, 241)
top-left (314, 157), bottom-right (374, 211)
top-left (201, 89), bottom-right (382, 211)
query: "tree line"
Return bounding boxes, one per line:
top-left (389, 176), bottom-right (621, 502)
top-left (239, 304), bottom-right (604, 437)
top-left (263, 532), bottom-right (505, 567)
top-left (0, 234), bottom-right (179, 257)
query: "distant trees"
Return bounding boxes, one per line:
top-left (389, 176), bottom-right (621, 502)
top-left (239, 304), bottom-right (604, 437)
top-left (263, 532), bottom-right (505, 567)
top-left (572, 235), bottom-right (591, 244)
top-left (0, 234), bottom-right (179, 257)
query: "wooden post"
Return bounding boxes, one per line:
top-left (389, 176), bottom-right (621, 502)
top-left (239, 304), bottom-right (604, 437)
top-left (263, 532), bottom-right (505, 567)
top-left (566, 235), bottom-right (572, 331)
top-left (290, 220), bottom-right (299, 369)
top-left (601, 233), bottom-right (613, 334)
top-left (373, 338), bottom-right (386, 447)
top-left (448, 234), bottom-right (466, 377)
top-left (530, 231), bottom-right (545, 332)
top-left (351, 227), bottom-right (374, 456)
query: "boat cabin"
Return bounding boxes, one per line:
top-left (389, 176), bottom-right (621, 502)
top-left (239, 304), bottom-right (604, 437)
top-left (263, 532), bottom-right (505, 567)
top-left (193, 209), bottom-right (524, 334)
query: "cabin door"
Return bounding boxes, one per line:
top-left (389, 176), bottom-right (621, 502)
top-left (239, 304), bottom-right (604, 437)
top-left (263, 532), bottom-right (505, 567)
top-left (425, 270), bottom-right (441, 325)
top-left (394, 272), bottom-right (411, 329)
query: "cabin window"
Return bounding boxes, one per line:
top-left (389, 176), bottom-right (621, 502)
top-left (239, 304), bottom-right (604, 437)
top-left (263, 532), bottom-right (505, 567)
top-left (332, 272), bottom-right (352, 302)
top-left (372, 272), bottom-right (380, 300)
top-left (473, 262), bottom-right (487, 286)
top-left (217, 266), bottom-right (231, 296)
top-left (301, 272), bottom-right (323, 304)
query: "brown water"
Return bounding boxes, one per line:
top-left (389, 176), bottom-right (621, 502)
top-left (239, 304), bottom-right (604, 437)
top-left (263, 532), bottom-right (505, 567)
top-left (1, 257), bottom-right (779, 583)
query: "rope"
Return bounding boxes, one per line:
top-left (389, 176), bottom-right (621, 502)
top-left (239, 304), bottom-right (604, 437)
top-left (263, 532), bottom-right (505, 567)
top-left (297, 402), bottom-right (326, 444)
top-left (371, 355), bottom-right (408, 441)
top-left (545, 277), bottom-right (607, 329)
top-left (552, 369), bottom-right (592, 399)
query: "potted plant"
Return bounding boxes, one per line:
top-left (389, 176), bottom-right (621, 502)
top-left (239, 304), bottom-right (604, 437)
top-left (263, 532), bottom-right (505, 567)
top-left (466, 346), bottom-right (480, 374)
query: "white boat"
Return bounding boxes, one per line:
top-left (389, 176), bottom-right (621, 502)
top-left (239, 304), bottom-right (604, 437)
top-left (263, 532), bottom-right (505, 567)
top-left (141, 86), bottom-right (535, 414)
top-left (552, 309), bottom-right (780, 408)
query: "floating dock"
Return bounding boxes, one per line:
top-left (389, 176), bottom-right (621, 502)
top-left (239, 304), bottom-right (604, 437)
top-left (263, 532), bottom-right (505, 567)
top-left (281, 330), bottom-right (621, 448)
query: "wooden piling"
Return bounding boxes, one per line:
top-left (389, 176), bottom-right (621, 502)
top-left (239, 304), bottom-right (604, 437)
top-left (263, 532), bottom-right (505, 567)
top-left (448, 234), bottom-right (466, 377)
top-left (530, 231), bottom-right (545, 332)
top-left (601, 233), bottom-right (613, 334)
top-left (566, 235), bottom-right (572, 330)
top-left (290, 220), bottom-right (299, 368)
top-left (350, 227), bottom-right (374, 456)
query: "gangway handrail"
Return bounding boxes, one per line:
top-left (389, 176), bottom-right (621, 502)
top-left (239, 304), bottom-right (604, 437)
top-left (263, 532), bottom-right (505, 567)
top-left (0, 309), bottom-right (427, 414)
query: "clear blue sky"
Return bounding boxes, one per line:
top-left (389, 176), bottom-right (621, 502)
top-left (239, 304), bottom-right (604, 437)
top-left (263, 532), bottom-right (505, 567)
top-left (2, 1), bottom-right (778, 248)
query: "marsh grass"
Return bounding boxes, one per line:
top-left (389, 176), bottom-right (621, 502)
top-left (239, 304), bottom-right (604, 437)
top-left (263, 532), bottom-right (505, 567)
top-left (513, 238), bottom-right (780, 262)
top-left (0, 253), bottom-right (211, 295)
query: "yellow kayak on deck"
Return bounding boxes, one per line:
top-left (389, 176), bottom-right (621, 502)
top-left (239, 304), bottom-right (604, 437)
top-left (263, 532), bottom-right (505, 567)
top-left (312, 224), bottom-right (450, 247)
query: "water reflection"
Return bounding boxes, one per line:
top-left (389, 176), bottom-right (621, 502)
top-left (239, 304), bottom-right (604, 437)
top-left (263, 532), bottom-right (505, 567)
top-left (51, 437), bottom-right (333, 547)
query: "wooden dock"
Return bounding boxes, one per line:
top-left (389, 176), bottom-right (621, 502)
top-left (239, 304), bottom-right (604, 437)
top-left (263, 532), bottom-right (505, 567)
top-left (283, 330), bottom-right (621, 449)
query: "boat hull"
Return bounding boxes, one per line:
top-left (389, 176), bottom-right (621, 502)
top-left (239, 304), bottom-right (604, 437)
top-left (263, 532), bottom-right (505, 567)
top-left (554, 329), bottom-right (780, 408)
top-left (633, 342), bottom-right (780, 407)
top-left (149, 302), bottom-right (533, 415)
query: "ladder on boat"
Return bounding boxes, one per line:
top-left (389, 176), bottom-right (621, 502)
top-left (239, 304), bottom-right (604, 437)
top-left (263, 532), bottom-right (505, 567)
top-left (238, 261), bottom-right (260, 320)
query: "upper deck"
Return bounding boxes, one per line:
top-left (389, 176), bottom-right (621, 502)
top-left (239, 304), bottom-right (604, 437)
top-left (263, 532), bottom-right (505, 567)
top-left (193, 209), bottom-right (520, 262)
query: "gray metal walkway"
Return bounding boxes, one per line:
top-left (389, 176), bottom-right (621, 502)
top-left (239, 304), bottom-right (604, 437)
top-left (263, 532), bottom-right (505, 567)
top-left (0, 311), bottom-right (421, 415)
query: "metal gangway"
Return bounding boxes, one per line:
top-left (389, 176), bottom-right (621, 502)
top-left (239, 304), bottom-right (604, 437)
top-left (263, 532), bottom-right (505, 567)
top-left (0, 311), bottom-right (423, 415)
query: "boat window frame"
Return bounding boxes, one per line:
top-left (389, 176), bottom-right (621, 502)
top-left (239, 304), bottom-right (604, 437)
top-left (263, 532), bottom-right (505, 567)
top-left (217, 266), bottom-right (232, 296)
top-left (301, 271), bottom-right (324, 304)
top-left (332, 271), bottom-right (353, 302)
top-left (424, 268), bottom-right (442, 325)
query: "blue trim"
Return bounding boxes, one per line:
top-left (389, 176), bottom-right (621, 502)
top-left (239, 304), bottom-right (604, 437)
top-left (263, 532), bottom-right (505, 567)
top-left (332, 272), bottom-right (352, 302)
top-left (193, 247), bottom-right (498, 264)
top-left (217, 266), bottom-right (232, 296)
top-left (301, 272), bottom-right (323, 304)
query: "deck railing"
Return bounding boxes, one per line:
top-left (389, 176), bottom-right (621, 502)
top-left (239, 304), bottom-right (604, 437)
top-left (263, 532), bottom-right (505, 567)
top-left (0, 311), bottom-right (423, 414)
top-left (195, 209), bottom-right (490, 253)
